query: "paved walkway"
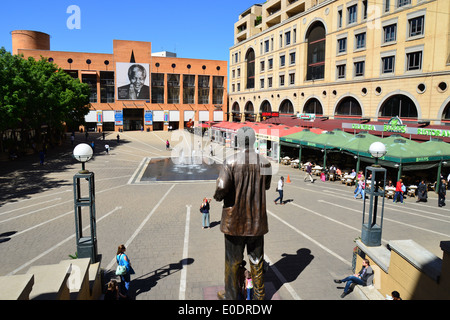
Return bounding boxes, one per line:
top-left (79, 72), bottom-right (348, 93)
top-left (0, 130), bottom-right (448, 300)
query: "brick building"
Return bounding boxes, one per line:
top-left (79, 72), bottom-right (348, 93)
top-left (12, 30), bottom-right (228, 132)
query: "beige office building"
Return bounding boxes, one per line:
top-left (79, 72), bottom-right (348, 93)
top-left (229, 0), bottom-right (450, 126)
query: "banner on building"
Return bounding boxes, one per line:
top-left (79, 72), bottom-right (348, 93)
top-left (144, 110), bottom-right (153, 125)
top-left (116, 63), bottom-right (150, 100)
top-left (115, 110), bottom-right (123, 125)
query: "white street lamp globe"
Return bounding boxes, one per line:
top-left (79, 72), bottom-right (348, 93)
top-left (369, 142), bottom-right (386, 159)
top-left (73, 143), bottom-right (93, 163)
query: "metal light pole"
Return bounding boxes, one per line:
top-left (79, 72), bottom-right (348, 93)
top-left (361, 142), bottom-right (387, 247)
top-left (72, 143), bottom-right (98, 263)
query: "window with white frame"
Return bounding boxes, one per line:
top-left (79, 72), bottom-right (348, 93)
top-left (397, 0), bottom-right (411, 8)
top-left (338, 38), bottom-right (347, 54)
top-left (289, 52), bottom-right (296, 65)
top-left (383, 24), bottom-right (397, 43)
top-left (279, 74), bottom-right (285, 86)
top-left (355, 32), bottom-right (366, 50)
top-left (337, 64), bottom-right (346, 79)
top-left (408, 16), bottom-right (424, 38)
top-left (280, 55), bottom-right (285, 67)
top-left (348, 5), bottom-right (357, 25)
top-left (354, 61), bottom-right (365, 77)
top-left (289, 73), bottom-right (295, 85)
top-left (382, 56), bottom-right (395, 74)
top-left (285, 31), bottom-right (291, 46)
top-left (406, 51), bottom-right (422, 71)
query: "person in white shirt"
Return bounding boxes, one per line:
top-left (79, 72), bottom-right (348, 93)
top-left (274, 176), bottom-right (284, 205)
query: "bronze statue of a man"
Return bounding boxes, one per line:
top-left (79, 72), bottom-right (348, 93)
top-left (214, 127), bottom-right (272, 300)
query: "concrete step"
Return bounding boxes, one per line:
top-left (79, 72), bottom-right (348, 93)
top-left (0, 258), bottom-right (103, 300)
top-left (26, 264), bottom-right (71, 300)
top-left (59, 258), bottom-right (91, 300)
top-left (355, 285), bottom-right (385, 300)
top-left (0, 274), bottom-right (34, 300)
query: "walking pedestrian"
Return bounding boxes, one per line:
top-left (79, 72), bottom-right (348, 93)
top-left (166, 139), bottom-right (170, 150)
top-left (393, 179), bottom-right (404, 204)
top-left (274, 176), bottom-right (284, 205)
top-left (116, 244), bottom-right (135, 298)
top-left (354, 178), bottom-right (365, 199)
top-left (438, 179), bottom-right (446, 207)
top-left (416, 180), bottom-right (427, 202)
top-left (304, 162), bottom-right (314, 183)
top-left (200, 197), bottom-right (211, 229)
top-left (70, 134), bottom-right (75, 146)
top-left (117, 134), bottom-right (120, 143)
top-left (105, 144), bottom-right (110, 154)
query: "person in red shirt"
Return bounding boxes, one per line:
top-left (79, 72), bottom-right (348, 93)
top-left (393, 179), bottom-right (404, 204)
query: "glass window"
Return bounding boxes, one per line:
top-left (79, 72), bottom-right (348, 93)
top-left (337, 65), bottom-right (346, 79)
top-left (260, 60), bottom-right (265, 72)
top-left (183, 75), bottom-right (195, 104)
top-left (279, 74), bottom-right (285, 86)
top-left (285, 31), bottom-right (291, 46)
top-left (406, 51), bottom-right (422, 71)
top-left (354, 61), bottom-right (365, 77)
top-left (338, 38), bottom-right (347, 54)
top-left (82, 74), bottom-right (97, 103)
top-left (260, 78), bottom-right (265, 89)
top-left (397, 0), bottom-right (411, 8)
top-left (384, 0), bottom-right (390, 12)
top-left (213, 76), bottom-right (224, 104)
top-left (338, 10), bottom-right (343, 28)
top-left (289, 52), bottom-right (296, 64)
top-left (198, 75), bottom-right (210, 104)
top-left (408, 16), bottom-right (424, 37)
top-left (280, 55), bottom-right (285, 67)
top-left (246, 49), bottom-right (255, 89)
top-left (265, 40), bottom-right (270, 53)
top-left (355, 33), bottom-right (366, 49)
top-left (382, 56), bottom-right (395, 73)
top-left (268, 77), bottom-right (273, 88)
top-left (362, 0), bottom-right (368, 20)
top-left (167, 74), bottom-right (180, 104)
top-left (306, 22), bottom-right (326, 80)
top-left (348, 5), bottom-right (357, 25)
top-left (268, 58), bottom-right (273, 70)
top-left (383, 24), bottom-right (397, 43)
top-left (100, 71), bottom-right (115, 103)
top-left (289, 73), bottom-right (295, 85)
top-left (151, 73), bottom-right (164, 104)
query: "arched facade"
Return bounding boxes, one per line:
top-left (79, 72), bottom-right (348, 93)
top-left (245, 101), bottom-right (256, 122)
top-left (260, 100), bottom-right (272, 113)
top-left (305, 21), bottom-right (326, 81)
top-left (303, 97), bottom-right (323, 115)
top-left (377, 92), bottom-right (419, 119)
top-left (279, 99), bottom-right (294, 114)
top-left (246, 48), bottom-right (255, 89)
top-left (335, 96), bottom-right (363, 117)
top-left (231, 101), bottom-right (241, 122)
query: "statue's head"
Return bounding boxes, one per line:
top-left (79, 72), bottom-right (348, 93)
top-left (236, 126), bottom-right (255, 150)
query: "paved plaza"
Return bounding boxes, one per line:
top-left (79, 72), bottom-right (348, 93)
top-left (0, 130), bottom-right (449, 300)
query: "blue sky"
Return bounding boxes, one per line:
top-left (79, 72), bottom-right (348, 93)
top-left (0, 0), bottom-right (259, 61)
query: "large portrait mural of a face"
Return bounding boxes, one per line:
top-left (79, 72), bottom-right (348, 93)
top-left (117, 63), bottom-right (150, 100)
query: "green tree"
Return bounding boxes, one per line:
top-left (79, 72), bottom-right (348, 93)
top-left (0, 47), bottom-right (90, 153)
